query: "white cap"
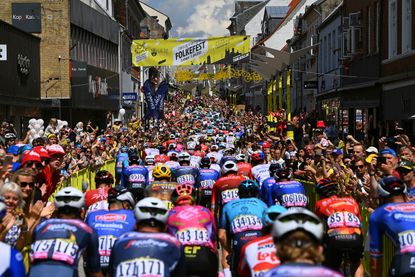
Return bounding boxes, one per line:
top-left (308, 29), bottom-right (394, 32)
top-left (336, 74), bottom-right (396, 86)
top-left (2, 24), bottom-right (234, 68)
top-left (366, 146), bottom-right (379, 154)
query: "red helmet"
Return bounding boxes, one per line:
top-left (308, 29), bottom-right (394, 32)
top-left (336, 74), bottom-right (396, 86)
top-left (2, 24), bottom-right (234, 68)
top-left (193, 151), bottom-right (205, 158)
top-left (262, 141), bottom-right (271, 149)
top-left (95, 170), bottom-right (114, 186)
top-left (155, 154), bottom-right (169, 164)
top-left (251, 151), bottom-right (264, 162)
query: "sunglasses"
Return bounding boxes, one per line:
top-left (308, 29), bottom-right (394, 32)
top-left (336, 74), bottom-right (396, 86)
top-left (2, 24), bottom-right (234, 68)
top-left (55, 196), bottom-right (82, 203)
top-left (139, 207), bottom-right (167, 215)
top-left (356, 165), bottom-right (365, 169)
top-left (19, 182), bottom-right (35, 188)
top-left (25, 161), bottom-right (43, 169)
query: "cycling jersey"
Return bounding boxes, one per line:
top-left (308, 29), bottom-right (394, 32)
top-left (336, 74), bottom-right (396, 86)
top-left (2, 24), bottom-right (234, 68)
top-left (29, 218), bottom-right (101, 276)
top-left (115, 152), bottom-right (129, 177)
top-left (263, 263), bottom-right (343, 277)
top-left (315, 195), bottom-right (362, 236)
top-left (260, 177), bottom-right (277, 206)
top-left (167, 205), bottom-right (216, 250)
top-left (238, 235), bottom-right (280, 277)
top-left (85, 209), bottom-right (135, 269)
top-left (190, 156), bottom-right (201, 168)
top-left (211, 174), bottom-right (246, 212)
top-left (263, 180), bottom-right (307, 208)
top-left (370, 202), bottom-right (415, 258)
top-left (251, 164), bottom-right (271, 186)
top-left (122, 165), bottom-right (149, 200)
top-left (85, 187), bottom-right (109, 214)
top-left (174, 166), bottom-right (200, 188)
top-left (109, 232), bottom-right (186, 277)
top-left (199, 168), bottom-right (220, 207)
top-left (145, 181), bottom-right (177, 210)
top-left (145, 165), bottom-right (155, 183)
top-left (164, 160), bottom-right (180, 171)
top-left (0, 242), bottom-right (25, 277)
top-left (237, 162), bottom-right (253, 179)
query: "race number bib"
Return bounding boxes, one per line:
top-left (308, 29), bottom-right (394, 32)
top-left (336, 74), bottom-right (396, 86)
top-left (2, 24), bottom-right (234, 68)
top-left (98, 235), bottom-right (117, 257)
top-left (129, 174), bottom-right (145, 183)
top-left (231, 215), bottom-right (263, 234)
top-left (398, 231), bottom-right (415, 253)
top-left (87, 201), bottom-right (108, 215)
top-left (327, 212), bottom-right (360, 229)
top-left (176, 228), bottom-right (210, 245)
top-left (280, 193), bottom-right (307, 207)
top-left (31, 239), bottom-right (79, 265)
top-left (200, 179), bottom-right (215, 190)
top-left (221, 189), bottom-right (239, 203)
top-left (116, 258), bottom-right (165, 277)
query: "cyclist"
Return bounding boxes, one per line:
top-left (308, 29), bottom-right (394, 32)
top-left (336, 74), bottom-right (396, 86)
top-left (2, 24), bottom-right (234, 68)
top-left (167, 184), bottom-right (218, 277)
top-left (115, 146), bottom-right (129, 186)
top-left (174, 152), bottom-right (200, 189)
top-left (238, 205), bottom-right (287, 277)
top-left (165, 151), bottom-right (180, 170)
top-left (265, 208), bottom-right (342, 277)
top-left (199, 157), bottom-right (220, 208)
top-left (146, 164), bottom-right (177, 210)
top-left (85, 170), bottom-right (114, 214)
top-left (260, 163), bottom-right (281, 206)
top-left (219, 179), bottom-right (267, 276)
top-left (369, 176), bottom-right (415, 277)
top-left (251, 151), bottom-right (271, 186)
top-left (108, 197), bottom-right (185, 276)
top-left (85, 187), bottom-right (136, 274)
top-left (314, 178), bottom-right (363, 276)
top-left (144, 154), bottom-right (156, 182)
top-left (122, 153), bottom-right (149, 201)
top-left (236, 153), bottom-right (253, 179)
top-left (0, 199), bottom-right (25, 277)
top-left (265, 166), bottom-right (307, 208)
top-left (29, 187), bottom-right (102, 277)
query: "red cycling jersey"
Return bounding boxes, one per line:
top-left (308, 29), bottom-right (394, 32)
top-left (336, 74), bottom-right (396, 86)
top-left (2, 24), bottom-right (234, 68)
top-left (237, 162), bottom-right (253, 179)
top-left (315, 195), bottom-right (362, 235)
top-left (211, 174), bottom-right (245, 215)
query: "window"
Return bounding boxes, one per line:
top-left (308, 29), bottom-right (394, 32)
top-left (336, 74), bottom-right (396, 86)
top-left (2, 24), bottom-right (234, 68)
top-left (332, 30), bottom-right (336, 68)
top-left (402, 0), bottom-right (412, 53)
top-left (388, 0), bottom-right (398, 58)
top-left (328, 33), bottom-right (331, 69)
top-left (368, 6), bottom-right (371, 54)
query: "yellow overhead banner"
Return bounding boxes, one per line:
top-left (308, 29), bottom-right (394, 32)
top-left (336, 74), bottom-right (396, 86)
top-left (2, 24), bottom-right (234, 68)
top-left (132, 36), bottom-right (250, 67)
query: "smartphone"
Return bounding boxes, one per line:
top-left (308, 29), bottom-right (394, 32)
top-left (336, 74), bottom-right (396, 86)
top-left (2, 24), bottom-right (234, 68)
top-left (377, 156), bottom-right (387, 165)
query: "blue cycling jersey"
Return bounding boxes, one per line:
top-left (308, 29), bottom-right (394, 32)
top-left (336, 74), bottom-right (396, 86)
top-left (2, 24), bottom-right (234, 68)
top-left (122, 165), bottom-right (149, 190)
top-left (264, 263), bottom-right (343, 277)
top-left (109, 232), bottom-right (186, 277)
top-left (0, 242), bottom-right (25, 277)
top-left (262, 180), bottom-right (307, 208)
top-left (29, 218), bottom-right (101, 275)
top-left (369, 202), bottom-right (415, 258)
top-left (199, 168), bottom-right (220, 197)
top-left (85, 209), bottom-right (135, 268)
top-left (115, 153), bottom-right (129, 175)
top-left (219, 198), bottom-right (267, 236)
top-left (174, 166), bottom-right (200, 188)
top-left (260, 177), bottom-right (276, 206)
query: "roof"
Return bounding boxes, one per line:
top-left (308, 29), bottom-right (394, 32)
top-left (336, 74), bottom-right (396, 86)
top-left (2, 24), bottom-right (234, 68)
top-left (231, 0), bottom-right (270, 34)
top-left (265, 6), bottom-right (290, 18)
top-left (253, 0), bottom-right (303, 49)
top-left (139, 1), bottom-right (172, 31)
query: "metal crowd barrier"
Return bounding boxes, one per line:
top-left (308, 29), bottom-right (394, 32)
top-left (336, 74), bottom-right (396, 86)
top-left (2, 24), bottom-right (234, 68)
top-left (296, 179), bottom-right (395, 277)
top-left (48, 160), bottom-right (116, 202)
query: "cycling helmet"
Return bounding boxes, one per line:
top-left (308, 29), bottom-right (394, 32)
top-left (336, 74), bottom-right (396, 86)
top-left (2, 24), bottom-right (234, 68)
top-left (193, 151), bottom-right (205, 158)
top-left (169, 134), bottom-right (176, 139)
top-left (171, 184), bottom-right (197, 206)
top-left (262, 141), bottom-right (271, 150)
top-left (200, 157), bottom-right (211, 168)
top-left (211, 145), bottom-right (219, 151)
top-left (155, 154), bottom-right (170, 163)
top-left (4, 132), bottom-right (16, 141)
top-left (238, 179), bottom-right (260, 198)
top-left (272, 207), bottom-right (323, 242)
top-left (95, 170), bottom-right (114, 186)
top-left (274, 168), bottom-right (291, 181)
top-left (167, 151), bottom-right (179, 160)
top-left (134, 197), bottom-right (168, 225)
top-left (263, 205), bottom-right (288, 226)
top-left (108, 186), bottom-right (135, 207)
top-left (178, 152), bottom-right (191, 163)
top-left (251, 151), bottom-right (264, 162)
top-left (222, 160), bottom-right (238, 175)
top-left (54, 187), bottom-right (85, 210)
top-left (18, 144), bottom-right (33, 155)
top-left (315, 178), bottom-right (338, 197)
top-left (129, 153), bottom-right (141, 164)
top-left (120, 146), bottom-right (128, 153)
top-left (152, 164), bottom-right (172, 180)
top-left (269, 163), bottom-right (284, 176)
top-left (235, 153), bottom-right (246, 162)
top-left (145, 155), bottom-right (155, 165)
top-left (378, 176), bottom-right (407, 198)
top-left (220, 156), bottom-right (238, 167)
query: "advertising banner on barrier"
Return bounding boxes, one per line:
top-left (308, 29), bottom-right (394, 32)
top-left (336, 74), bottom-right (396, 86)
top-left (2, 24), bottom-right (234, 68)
top-left (132, 36), bottom-right (250, 67)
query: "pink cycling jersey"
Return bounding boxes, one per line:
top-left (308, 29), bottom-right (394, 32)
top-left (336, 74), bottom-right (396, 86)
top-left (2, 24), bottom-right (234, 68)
top-left (167, 205), bottom-right (216, 251)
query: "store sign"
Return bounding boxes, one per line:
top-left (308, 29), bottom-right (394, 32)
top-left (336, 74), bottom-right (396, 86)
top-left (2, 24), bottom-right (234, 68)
top-left (304, 81), bottom-right (318, 89)
top-left (71, 61), bottom-right (87, 78)
top-left (122, 92), bottom-right (137, 101)
top-left (12, 3), bottom-right (42, 33)
top-left (89, 76), bottom-right (108, 98)
top-left (0, 44), bottom-right (7, 61)
top-left (17, 54), bottom-right (30, 75)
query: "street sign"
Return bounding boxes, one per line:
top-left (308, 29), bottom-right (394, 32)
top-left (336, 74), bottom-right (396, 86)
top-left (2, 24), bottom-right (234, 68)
top-left (0, 45), bottom-right (7, 61)
top-left (122, 92), bottom-right (138, 101)
top-left (304, 81), bottom-right (318, 89)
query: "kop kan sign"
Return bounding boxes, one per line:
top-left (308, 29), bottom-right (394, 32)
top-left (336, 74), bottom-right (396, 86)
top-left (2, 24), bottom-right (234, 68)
top-left (12, 3), bottom-right (42, 33)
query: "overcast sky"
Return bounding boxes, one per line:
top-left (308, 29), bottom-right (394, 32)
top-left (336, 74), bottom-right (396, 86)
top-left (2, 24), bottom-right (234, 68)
top-left (142, 0), bottom-right (234, 38)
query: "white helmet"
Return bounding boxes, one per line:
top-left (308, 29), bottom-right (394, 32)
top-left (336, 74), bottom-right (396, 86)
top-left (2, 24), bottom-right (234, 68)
top-left (54, 187), bottom-right (85, 210)
top-left (178, 151), bottom-right (191, 162)
top-left (272, 207), bottom-right (323, 242)
top-left (134, 197), bottom-right (168, 224)
top-left (222, 160), bottom-right (238, 175)
top-left (169, 134), bottom-right (176, 139)
top-left (108, 187), bottom-right (135, 208)
top-left (145, 155), bottom-right (155, 165)
top-left (235, 153), bottom-right (246, 162)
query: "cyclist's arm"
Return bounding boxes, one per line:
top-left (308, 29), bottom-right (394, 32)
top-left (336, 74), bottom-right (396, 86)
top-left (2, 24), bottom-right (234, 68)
top-left (9, 248), bottom-right (25, 277)
top-left (218, 209), bottom-right (231, 252)
top-left (369, 211), bottom-right (383, 277)
top-left (171, 246), bottom-right (186, 277)
top-left (86, 231), bottom-right (103, 276)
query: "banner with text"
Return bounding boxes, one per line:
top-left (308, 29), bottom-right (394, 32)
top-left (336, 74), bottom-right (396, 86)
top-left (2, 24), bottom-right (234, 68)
top-left (132, 36), bottom-right (250, 67)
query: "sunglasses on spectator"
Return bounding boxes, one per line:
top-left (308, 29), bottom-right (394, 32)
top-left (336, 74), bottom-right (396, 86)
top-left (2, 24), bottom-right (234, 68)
top-left (355, 165), bottom-right (365, 169)
top-left (19, 182), bottom-right (35, 188)
top-left (25, 161), bottom-right (43, 169)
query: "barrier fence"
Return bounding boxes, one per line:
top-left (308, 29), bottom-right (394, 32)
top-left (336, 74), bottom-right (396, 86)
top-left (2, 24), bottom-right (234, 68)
top-left (297, 179), bottom-right (395, 277)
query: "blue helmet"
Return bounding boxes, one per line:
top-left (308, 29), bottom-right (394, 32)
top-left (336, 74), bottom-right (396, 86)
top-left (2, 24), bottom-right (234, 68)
top-left (18, 144), bottom-right (33, 155)
top-left (120, 146), bottom-right (128, 153)
top-left (263, 205), bottom-right (287, 226)
top-left (239, 179), bottom-right (260, 197)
